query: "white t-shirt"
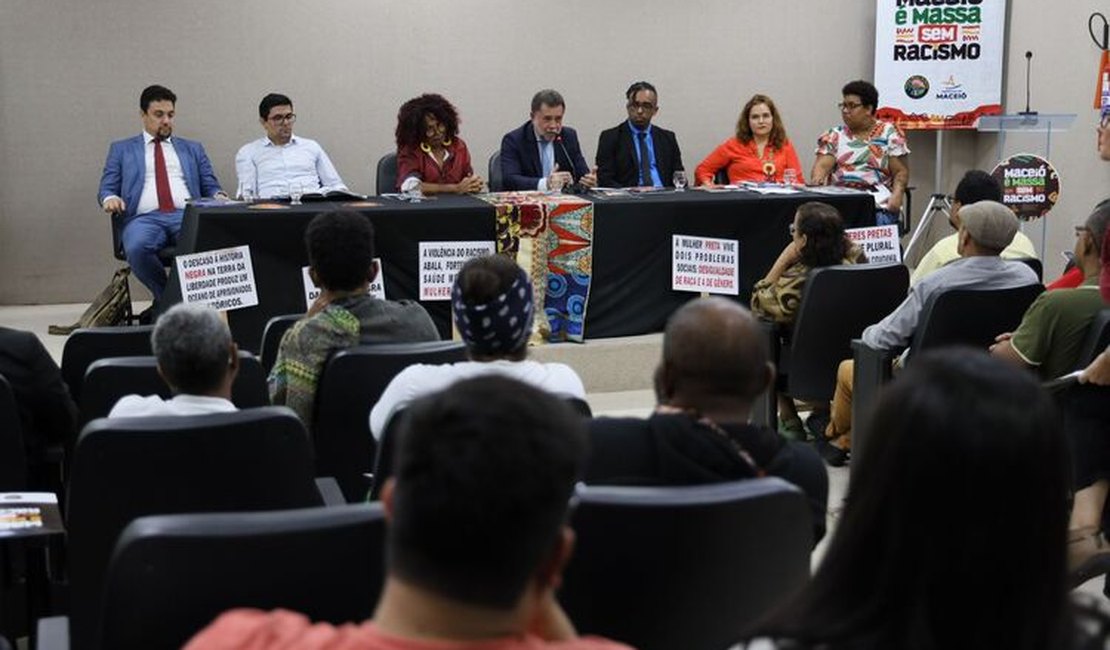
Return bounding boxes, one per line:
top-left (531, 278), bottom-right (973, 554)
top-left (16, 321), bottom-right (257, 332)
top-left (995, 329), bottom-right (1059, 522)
top-left (108, 393), bottom-right (238, 418)
top-left (369, 359), bottom-right (586, 439)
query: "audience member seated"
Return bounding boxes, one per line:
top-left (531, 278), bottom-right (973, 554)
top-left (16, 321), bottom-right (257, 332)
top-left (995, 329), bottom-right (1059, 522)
top-left (0, 326), bottom-right (77, 460)
top-left (500, 89), bottom-right (598, 192)
top-left (395, 94), bottom-right (483, 195)
top-left (740, 349), bottom-right (1110, 650)
top-left (990, 200), bottom-right (1109, 380)
top-left (910, 169), bottom-right (1038, 285)
top-left (98, 84), bottom-right (226, 302)
top-left (595, 81), bottom-right (684, 188)
top-left (235, 93), bottom-right (349, 199)
top-left (370, 254), bottom-right (584, 439)
top-left (185, 376), bottom-right (633, 650)
top-left (269, 210), bottom-right (438, 427)
top-left (750, 201), bottom-right (865, 437)
top-left (822, 201), bottom-right (1038, 464)
top-left (810, 80), bottom-right (909, 226)
top-left (695, 94), bottom-right (803, 186)
top-left (589, 297), bottom-right (828, 544)
top-left (109, 303), bottom-right (239, 417)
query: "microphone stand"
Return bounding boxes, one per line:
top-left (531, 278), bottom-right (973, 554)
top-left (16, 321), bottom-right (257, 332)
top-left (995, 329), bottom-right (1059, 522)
top-left (1019, 51), bottom-right (1038, 119)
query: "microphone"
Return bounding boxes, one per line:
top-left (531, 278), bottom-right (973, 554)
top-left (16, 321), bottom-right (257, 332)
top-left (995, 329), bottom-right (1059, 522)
top-left (1020, 50), bottom-right (1038, 117)
top-left (554, 134), bottom-right (587, 194)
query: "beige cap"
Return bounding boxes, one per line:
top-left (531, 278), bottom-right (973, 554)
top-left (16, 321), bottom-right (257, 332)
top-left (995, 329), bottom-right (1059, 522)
top-left (960, 200), bottom-right (1019, 251)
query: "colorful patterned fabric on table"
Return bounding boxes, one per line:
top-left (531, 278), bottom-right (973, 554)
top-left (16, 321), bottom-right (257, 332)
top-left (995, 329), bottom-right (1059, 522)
top-left (481, 192), bottom-right (593, 343)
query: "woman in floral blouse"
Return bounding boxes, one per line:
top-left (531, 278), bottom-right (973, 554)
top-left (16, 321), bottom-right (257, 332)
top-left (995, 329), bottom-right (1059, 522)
top-left (810, 80), bottom-right (910, 227)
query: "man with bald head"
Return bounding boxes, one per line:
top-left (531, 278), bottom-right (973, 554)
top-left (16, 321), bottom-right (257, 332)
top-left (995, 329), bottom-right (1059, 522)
top-left (587, 297), bottom-right (828, 544)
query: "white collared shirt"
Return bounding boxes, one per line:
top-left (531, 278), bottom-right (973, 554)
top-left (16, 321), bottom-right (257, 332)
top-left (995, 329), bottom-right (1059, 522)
top-left (235, 134), bottom-right (348, 199)
top-left (108, 393), bottom-right (238, 418)
top-left (134, 131), bottom-right (191, 215)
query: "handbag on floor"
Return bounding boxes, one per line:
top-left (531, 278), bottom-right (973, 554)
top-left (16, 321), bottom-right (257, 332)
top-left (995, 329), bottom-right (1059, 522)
top-left (48, 267), bottom-right (133, 335)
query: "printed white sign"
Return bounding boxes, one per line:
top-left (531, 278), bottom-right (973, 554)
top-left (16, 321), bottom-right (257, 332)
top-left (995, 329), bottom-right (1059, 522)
top-left (418, 241), bottom-right (497, 301)
top-left (846, 225), bottom-right (902, 264)
top-left (301, 259), bottom-right (385, 310)
top-left (176, 245), bottom-right (259, 311)
top-left (672, 235), bottom-right (739, 295)
top-left (873, 0), bottom-right (1006, 129)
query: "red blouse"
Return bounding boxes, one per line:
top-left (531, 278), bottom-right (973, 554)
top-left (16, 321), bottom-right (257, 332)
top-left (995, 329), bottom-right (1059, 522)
top-left (694, 137), bottom-right (804, 185)
top-left (396, 137), bottom-right (474, 190)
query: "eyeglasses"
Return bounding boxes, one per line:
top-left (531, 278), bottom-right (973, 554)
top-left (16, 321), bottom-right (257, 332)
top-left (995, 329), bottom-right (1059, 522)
top-left (788, 223), bottom-right (797, 236)
top-left (627, 102), bottom-right (657, 113)
top-left (267, 113), bottom-right (296, 124)
top-left (838, 102), bottom-right (863, 111)
top-left (1075, 225), bottom-right (1091, 236)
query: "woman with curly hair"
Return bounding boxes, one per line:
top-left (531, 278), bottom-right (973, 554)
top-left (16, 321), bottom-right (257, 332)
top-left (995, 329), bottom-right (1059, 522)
top-left (394, 94), bottom-right (483, 194)
top-left (750, 201), bottom-right (865, 437)
top-left (694, 94), bottom-right (804, 186)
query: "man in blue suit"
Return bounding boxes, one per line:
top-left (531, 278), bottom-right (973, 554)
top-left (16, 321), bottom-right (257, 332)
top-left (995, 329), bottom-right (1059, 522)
top-left (500, 89), bottom-right (597, 192)
top-left (98, 85), bottom-right (225, 301)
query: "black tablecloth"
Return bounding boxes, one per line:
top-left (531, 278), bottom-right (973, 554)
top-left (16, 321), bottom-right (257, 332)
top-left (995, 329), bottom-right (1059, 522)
top-left (163, 191), bottom-right (874, 352)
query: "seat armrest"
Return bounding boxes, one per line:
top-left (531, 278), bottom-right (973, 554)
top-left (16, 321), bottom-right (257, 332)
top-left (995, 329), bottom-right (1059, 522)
top-left (314, 476), bottom-right (348, 506)
top-left (850, 339), bottom-right (897, 461)
top-left (36, 616), bottom-right (68, 650)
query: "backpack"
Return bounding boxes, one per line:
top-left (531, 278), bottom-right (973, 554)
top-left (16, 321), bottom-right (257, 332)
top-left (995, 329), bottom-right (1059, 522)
top-left (48, 267), bottom-right (133, 335)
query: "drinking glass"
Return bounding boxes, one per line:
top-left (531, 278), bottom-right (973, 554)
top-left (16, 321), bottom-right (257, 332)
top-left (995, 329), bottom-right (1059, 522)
top-left (783, 169), bottom-right (798, 186)
top-left (673, 171), bottom-right (688, 191)
top-left (290, 182), bottom-right (304, 205)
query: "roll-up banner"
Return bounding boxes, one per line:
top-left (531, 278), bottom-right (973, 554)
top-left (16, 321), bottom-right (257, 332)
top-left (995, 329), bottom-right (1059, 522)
top-left (874, 0), bottom-right (1006, 130)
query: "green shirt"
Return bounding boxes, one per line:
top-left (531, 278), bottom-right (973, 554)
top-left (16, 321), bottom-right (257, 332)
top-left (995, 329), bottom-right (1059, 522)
top-left (1010, 277), bottom-right (1104, 379)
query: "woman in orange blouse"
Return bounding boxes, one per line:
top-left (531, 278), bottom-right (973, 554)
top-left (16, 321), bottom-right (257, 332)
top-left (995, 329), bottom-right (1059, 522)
top-left (695, 94), bottom-right (804, 186)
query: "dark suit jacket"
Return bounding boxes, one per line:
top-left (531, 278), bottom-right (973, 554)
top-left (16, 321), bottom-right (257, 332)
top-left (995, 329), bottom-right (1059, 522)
top-left (595, 121), bottom-right (683, 188)
top-left (0, 327), bottom-right (78, 455)
top-left (499, 121), bottom-right (590, 191)
top-left (97, 134), bottom-right (223, 220)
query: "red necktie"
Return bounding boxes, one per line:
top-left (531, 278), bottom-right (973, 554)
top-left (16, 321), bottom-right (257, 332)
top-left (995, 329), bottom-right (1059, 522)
top-left (154, 137), bottom-right (175, 212)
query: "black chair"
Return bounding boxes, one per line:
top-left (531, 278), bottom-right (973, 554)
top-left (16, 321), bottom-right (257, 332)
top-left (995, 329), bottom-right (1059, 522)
top-left (313, 341), bottom-right (467, 502)
top-left (62, 407), bottom-right (340, 650)
top-left (852, 283), bottom-right (1045, 458)
top-left (375, 152), bottom-right (398, 195)
top-left (1075, 308), bottom-right (1110, 371)
top-left (713, 168), bottom-right (728, 185)
top-left (259, 313), bottom-right (303, 374)
top-left (110, 212), bottom-right (176, 264)
top-left (758, 263), bottom-right (909, 429)
top-left (487, 151), bottom-right (503, 192)
top-left (78, 352), bottom-right (269, 425)
top-left (60, 326), bottom-right (154, 404)
top-left (368, 395), bottom-right (592, 501)
top-left (0, 374), bottom-right (27, 492)
top-left (58, 505), bottom-right (384, 650)
top-left (1014, 256), bottom-right (1043, 282)
top-left (559, 479), bottom-right (812, 650)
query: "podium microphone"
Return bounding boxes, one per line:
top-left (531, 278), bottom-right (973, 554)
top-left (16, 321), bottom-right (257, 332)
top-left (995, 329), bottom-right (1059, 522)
top-left (1020, 50), bottom-right (1038, 117)
top-left (555, 134), bottom-right (587, 194)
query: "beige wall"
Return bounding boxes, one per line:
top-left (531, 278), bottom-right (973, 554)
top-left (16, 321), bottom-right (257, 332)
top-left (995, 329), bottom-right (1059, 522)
top-left (0, 0), bottom-right (1104, 304)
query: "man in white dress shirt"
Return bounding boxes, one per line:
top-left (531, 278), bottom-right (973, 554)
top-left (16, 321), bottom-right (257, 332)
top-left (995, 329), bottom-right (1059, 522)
top-left (108, 303), bottom-right (240, 417)
top-left (235, 93), bottom-right (349, 199)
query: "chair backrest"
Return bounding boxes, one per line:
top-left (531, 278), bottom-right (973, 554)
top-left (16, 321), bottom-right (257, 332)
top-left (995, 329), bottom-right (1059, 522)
top-left (66, 407), bottom-right (323, 650)
top-left (787, 263), bottom-right (909, 401)
top-left (908, 283), bottom-right (1045, 359)
top-left (559, 479), bottom-right (812, 650)
top-left (0, 374), bottom-right (27, 491)
top-left (488, 150), bottom-right (503, 192)
top-left (260, 313), bottom-right (303, 375)
top-left (1076, 308), bottom-right (1110, 370)
top-left (1013, 257), bottom-right (1043, 282)
top-left (376, 152), bottom-right (398, 195)
top-left (79, 352), bottom-right (269, 425)
top-left (313, 341), bottom-right (467, 502)
top-left (583, 417), bottom-right (661, 485)
top-left (100, 504), bottom-right (386, 650)
top-left (368, 395), bottom-right (592, 501)
top-left (61, 326), bottom-right (154, 403)
top-left (110, 212), bottom-right (127, 261)
top-left (713, 168), bottom-right (729, 185)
